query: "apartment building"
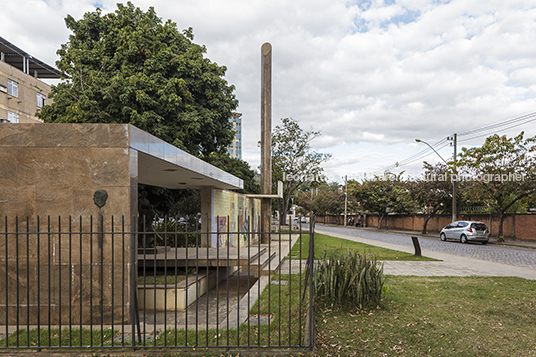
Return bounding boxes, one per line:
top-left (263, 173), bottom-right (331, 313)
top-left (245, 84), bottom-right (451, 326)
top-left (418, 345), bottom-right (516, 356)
top-left (228, 112), bottom-right (242, 159)
top-left (0, 36), bottom-right (61, 123)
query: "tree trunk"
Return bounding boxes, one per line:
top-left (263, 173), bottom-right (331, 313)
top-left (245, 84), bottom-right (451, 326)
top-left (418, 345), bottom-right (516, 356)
top-left (278, 198), bottom-right (287, 226)
top-left (422, 215), bottom-right (432, 235)
top-left (421, 209), bottom-right (437, 235)
top-left (498, 210), bottom-right (505, 241)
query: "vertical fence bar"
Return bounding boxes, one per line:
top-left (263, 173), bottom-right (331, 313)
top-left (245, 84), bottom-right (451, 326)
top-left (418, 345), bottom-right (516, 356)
top-left (205, 215), bottom-right (209, 347)
top-left (121, 216), bottom-right (126, 347)
top-left (256, 216), bottom-right (260, 347)
top-left (47, 216), bottom-right (51, 347)
top-left (68, 216), bottom-right (72, 347)
top-left (58, 216), bottom-right (63, 348)
top-left (130, 215), bottom-right (138, 349)
top-left (151, 215), bottom-right (157, 347)
top-left (247, 217), bottom-right (250, 347)
top-left (89, 216), bottom-right (93, 346)
top-left (195, 218), bottom-right (200, 346)
top-left (163, 215), bottom-right (168, 349)
top-left (99, 215), bottom-right (104, 347)
top-left (298, 221), bottom-right (302, 345)
top-left (4, 216), bottom-right (7, 348)
top-left (278, 215), bottom-right (282, 346)
top-left (36, 216), bottom-right (41, 350)
top-left (226, 215), bottom-right (230, 347)
top-left (308, 216), bottom-right (315, 348)
top-left (79, 216), bottom-right (83, 346)
top-left (15, 216), bottom-right (19, 348)
top-left (173, 216), bottom-right (178, 346)
top-left (25, 216), bottom-right (30, 348)
top-left (288, 217), bottom-right (292, 346)
top-left (184, 216), bottom-right (189, 347)
top-left (140, 215), bottom-right (147, 347)
top-left (236, 215), bottom-right (240, 347)
top-left (111, 216), bottom-right (115, 347)
top-left (267, 214), bottom-right (271, 347)
top-left (216, 214), bottom-right (220, 347)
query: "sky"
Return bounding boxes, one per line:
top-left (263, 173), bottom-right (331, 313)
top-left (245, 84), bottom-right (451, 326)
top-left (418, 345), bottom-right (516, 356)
top-left (3, 0), bottom-right (536, 185)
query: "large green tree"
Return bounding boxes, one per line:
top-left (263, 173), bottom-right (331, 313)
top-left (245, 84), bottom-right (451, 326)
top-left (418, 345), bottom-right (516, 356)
top-left (456, 132), bottom-right (536, 238)
top-left (39, 2), bottom-right (238, 158)
top-left (272, 118), bottom-right (331, 225)
top-left (350, 173), bottom-right (414, 229)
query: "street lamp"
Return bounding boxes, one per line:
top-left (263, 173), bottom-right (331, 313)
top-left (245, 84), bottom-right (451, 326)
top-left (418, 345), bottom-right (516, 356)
top-left (415, 138), bottom-right (457, 222)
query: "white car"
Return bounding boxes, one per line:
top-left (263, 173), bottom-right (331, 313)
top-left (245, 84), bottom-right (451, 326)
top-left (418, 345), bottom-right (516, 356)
top-left (293, 217), bottom-right (307, 224)
top-left (440, 221), bottom-right (490, 244)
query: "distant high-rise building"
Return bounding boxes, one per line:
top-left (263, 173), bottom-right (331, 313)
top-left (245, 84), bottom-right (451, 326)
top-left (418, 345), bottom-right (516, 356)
top-left (228, 112), bottom-right (242, 159)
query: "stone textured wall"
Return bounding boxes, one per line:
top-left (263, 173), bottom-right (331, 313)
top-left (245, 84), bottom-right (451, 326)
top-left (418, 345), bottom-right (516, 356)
top-left (0, 123), bottom-right (136, 325)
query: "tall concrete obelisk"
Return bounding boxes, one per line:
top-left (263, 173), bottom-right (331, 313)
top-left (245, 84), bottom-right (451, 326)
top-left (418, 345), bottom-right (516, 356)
top-left (260, 42), bottom-right (272, 243)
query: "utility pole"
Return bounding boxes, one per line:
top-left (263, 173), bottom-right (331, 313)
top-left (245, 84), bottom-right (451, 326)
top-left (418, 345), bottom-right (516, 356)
top-left (260, 42), bottom-right (272, 243)
top-left (344, 175), bottom-right (348, 226)
top-left (451, 133), bottom-right (457, 222)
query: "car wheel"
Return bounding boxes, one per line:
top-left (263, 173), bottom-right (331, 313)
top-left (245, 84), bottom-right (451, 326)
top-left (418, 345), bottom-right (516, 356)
top-left (482, 241), bottom-right (488, 245)
top-left (440, 233), bottom-right (447, 241)
top-left (460, 234), bottom-right (468, 244)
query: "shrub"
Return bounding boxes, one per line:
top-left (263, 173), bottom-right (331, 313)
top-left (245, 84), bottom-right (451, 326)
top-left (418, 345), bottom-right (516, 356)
top-left (314, 248), bottom-right (385, 309)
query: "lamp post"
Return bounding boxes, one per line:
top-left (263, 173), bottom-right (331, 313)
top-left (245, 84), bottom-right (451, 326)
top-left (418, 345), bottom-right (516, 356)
top-left (415, 138), bottom-right (457, 222)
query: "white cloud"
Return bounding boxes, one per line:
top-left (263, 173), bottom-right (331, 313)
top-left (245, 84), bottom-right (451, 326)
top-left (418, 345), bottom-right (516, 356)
top-left (3, 0), bottom-right (536, 180)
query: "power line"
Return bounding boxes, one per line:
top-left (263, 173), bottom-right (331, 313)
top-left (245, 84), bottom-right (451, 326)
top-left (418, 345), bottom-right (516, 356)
top-left (458, 112), bottom-right (536, 143)
top-left (365, 110), bottom-right (536, 177)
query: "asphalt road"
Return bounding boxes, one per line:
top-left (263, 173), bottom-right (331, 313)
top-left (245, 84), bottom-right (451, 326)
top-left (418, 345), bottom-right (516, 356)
top-left (313, 224), bottom-right (536, 270)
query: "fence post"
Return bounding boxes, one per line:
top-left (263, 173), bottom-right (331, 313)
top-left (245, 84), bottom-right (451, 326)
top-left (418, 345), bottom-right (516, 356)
top-left (306, 215), bottom-right (315, 347)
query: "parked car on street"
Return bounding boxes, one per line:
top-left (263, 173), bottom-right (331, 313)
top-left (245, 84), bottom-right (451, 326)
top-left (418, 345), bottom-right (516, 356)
top-left (293, 216), bottom-right (307, 224)
top-left (440, 221), bottom-right (490, 244)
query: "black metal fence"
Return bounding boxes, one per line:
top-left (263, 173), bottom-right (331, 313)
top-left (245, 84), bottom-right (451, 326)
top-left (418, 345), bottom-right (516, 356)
top-left (0, 215), bottom-right (314, 352)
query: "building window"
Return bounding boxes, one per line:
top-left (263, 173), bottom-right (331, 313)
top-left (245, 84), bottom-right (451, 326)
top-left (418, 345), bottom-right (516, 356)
top-left (8, 111), bottom-right (19, 123)
top-left (37, 93), bottom-right (46, 107)
top-left (7, 80), bottom-right (18, 97)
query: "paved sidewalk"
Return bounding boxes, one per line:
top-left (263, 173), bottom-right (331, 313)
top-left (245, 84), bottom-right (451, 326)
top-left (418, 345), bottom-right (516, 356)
top-left (315, 227), bottom-right (536, 281)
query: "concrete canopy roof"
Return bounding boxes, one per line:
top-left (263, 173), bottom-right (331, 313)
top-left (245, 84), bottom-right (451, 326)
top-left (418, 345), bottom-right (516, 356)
top-left (129, 125), bottom-right (243, 190)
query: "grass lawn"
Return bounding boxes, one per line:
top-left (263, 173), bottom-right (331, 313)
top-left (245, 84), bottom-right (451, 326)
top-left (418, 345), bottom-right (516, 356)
top-left (314, 276), bottom-right (536, 356)
top-left (291, 233), bottom-right (438, 261)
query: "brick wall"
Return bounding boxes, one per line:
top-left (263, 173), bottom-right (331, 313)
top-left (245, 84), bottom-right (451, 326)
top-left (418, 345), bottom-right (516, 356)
top-left (317, 213), bottom-right (536, 241)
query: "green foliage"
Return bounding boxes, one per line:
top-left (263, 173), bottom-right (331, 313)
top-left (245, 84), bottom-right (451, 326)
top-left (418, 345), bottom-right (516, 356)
top-left (350, 172), bottom-right (415, 227)
top-left (314, 248), bottom-right (385, 309)
top-left (272, 118), bottom-right (331, 224)
top-left (298, 182), bottom-right (349, 215)
top-left (154, 217), bottom-right (200, 246)
top-left (456, 132), bottom-right (536, 236)
top-left (205, 152), bottom-right (260, 194)
top-left (39, 2), bottom-right (238, 158)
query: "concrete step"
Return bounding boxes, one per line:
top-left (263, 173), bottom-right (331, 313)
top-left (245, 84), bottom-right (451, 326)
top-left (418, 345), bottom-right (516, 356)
top-left (249, 249), bottom-right (277, 277)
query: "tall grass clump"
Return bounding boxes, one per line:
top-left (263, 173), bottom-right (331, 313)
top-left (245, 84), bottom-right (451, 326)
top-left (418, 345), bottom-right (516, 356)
top-left (314, 248), bottom-right (385, 309)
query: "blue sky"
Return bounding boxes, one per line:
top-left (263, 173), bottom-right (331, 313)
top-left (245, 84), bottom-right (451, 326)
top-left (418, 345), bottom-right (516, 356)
top-left (2, 0), bottom-right (536, 185)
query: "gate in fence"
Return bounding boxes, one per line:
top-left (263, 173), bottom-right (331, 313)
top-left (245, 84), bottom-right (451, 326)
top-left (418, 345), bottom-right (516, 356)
top-left (0, 215), bottom-right (314, 352)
